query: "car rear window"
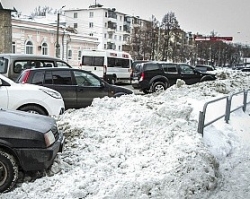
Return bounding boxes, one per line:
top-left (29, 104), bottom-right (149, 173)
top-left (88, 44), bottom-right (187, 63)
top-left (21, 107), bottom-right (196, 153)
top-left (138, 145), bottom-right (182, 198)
top-left (32, 71), bottom-right (44, 85)
top-left (45, 70), bottom-right (73, 85)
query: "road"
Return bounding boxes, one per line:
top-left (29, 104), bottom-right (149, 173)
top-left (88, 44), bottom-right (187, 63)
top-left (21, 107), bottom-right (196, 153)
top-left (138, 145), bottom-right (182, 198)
top-left (117, 83), bottom-right (144, 95)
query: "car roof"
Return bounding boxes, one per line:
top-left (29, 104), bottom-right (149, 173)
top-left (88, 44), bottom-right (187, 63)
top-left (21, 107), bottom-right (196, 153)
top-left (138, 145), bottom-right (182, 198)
top-left (23, 67), bottom-right (91, 74)
top-left (0, 54), bottom-right (64, 61)
top-left (196, 64), bottom-right (214, 67)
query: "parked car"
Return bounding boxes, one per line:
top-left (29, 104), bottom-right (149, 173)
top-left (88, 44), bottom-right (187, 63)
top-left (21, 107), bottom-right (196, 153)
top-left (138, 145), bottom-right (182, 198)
top-left (131, 61), bottom-right (217, 94)
top-left (195, 64), bottom-right (216, 72)
top-left (0, 74), bottom-right (65, 116)
top-left (0, 108), bottom-right (65, 192)
top-left (0, 54), bottom-right (71, 81)
top-left (241, 67), bottom-right (250, 72)
top-left (16, 68), bottom-right (133, 109)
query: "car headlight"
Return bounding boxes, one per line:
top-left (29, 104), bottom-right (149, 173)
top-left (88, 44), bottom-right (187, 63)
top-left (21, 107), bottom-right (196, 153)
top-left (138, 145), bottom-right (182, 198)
top-left (44, 130), bottom-right (56, 147)
top-left (40, 88), bottom-right (62, 99)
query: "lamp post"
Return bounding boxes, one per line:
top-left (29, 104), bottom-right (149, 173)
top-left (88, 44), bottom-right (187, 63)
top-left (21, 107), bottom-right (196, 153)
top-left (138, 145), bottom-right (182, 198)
top-left (157, 23), bottom-right (163, 61)
top-left (56, 5), bottom-right (65, 58)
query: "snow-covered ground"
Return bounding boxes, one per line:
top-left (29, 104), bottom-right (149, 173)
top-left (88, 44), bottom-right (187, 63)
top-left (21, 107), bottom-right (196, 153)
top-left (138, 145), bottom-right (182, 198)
top-left (2, 69), bottom-right (250, 199)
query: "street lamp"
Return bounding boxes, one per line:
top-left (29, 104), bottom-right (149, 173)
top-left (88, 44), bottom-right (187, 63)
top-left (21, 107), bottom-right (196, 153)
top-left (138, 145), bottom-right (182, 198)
top-left (157, 23), bottom-right (163, 61)
top-left (56, 5), bottom-right (65, 58)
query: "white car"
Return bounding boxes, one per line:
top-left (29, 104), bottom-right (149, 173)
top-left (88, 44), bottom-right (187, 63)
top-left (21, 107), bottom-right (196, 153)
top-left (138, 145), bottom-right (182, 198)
top-left (0, 74), bottom-right (65, 116)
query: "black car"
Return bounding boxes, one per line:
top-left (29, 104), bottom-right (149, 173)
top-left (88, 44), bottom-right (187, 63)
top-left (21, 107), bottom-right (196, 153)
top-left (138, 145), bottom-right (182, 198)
top-left (241, 67), bottom-right (250, 72)
top-left (16, 68), bottom-right (133, 109)
top-left (131, 61), bottom-right (216, 94)
top-left (0, 108), bottom-right (64, 192)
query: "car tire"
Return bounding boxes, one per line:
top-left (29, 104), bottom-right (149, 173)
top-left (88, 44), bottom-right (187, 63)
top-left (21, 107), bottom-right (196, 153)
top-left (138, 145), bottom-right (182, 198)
top-left (200, 75), bottom-right (214, 82)
top-left (19, 105), bottom-right (47, 115)
top-left (0, 150), bottom-right (18, 193)
top-left (152, 81), bottom-right (167, 93)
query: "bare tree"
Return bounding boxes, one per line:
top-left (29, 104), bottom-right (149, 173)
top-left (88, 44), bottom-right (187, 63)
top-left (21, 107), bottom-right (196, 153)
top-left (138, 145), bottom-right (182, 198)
top-left (31, 6), bottom-right (55, 17)
top-left (160, 12), bottom-right (180, 61)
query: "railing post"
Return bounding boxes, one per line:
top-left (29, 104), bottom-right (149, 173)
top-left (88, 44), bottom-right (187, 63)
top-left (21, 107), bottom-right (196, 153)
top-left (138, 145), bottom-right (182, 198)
top-left (243, 90), bottom-right (247, 112)
top-left (225, 97), bottom-right (231, 123)
top-left (198, 111), bottom-right (205, 136)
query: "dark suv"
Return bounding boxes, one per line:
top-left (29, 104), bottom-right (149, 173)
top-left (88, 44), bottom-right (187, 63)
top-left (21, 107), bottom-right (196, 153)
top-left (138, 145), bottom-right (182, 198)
top-left (131, 61), bottom-right (216, 94)
top-left (16, 68), bottom-right (133, 109)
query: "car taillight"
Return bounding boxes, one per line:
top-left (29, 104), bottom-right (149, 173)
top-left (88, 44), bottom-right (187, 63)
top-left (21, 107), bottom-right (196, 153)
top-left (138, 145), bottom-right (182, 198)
top-left (21, 70), bottom-right (30, 83)
top-left (139, 72), bottom-right (145, 81)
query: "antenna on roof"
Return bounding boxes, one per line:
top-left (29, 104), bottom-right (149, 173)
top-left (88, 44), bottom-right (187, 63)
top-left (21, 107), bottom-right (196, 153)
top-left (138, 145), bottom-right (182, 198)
top-left (89, 0), bottom-right (103, 8)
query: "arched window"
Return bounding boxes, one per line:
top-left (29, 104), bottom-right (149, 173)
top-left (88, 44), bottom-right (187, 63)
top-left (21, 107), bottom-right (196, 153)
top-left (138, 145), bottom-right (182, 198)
top-left (68, 49), bottom-right (72, 59)
top-left (25, 41), bottom-right (33, 54)
top-left (42, 43), bottom-right (48, 55)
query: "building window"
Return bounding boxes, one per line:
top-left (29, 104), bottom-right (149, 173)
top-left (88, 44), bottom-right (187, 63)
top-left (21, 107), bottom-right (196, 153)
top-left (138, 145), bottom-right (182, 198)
top-left (104, 33), bottom-right (107, 38)
top-left (42, 43), bottom-right (48, 55)
top-left (119, 46), bottom-right (121, 51)
top-left (119, 26), bottom-right (122, 31)
top-left (74, 13), bottom-right (78, 18)
top-left (25, 41), bottom-right (33, 54)
top-left (105, 23), bottom-right (107, 28)
top-left (74, 23), bottom-right (78, 28)
top-left (12, 42), bottom-right (16, 53)
top-left (89, 22), bottom-right (94, 28)
top-left (108, 34), bottom-right (112, 39)
top-left (104, 44), bottom-right (106, 49)
top-left (114, 35), bottom-right (117, 40)
top-left (89, 12), bottom-right (94, 18)
top-left (119, 36), bottom-right (122, 41)
top-left (68, 49), bottom-right (72, 59)
top-left (78, 50), bottom-right (81, 60)
top-left (105, 12), bottom-right (107, 17)
top-left (89, 33), bottom-right (93, 36)
top-left (120, 16), bottom-right (122, 21)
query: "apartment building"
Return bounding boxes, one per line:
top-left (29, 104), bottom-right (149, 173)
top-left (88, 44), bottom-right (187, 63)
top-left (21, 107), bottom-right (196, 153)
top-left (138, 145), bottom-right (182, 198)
top-left (65, 4), bottom-right (147, 52)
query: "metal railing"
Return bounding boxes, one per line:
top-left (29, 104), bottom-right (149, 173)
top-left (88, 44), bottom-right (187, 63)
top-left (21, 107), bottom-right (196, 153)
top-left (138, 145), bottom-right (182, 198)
top-left (197, 89), bottom-right (250, 136)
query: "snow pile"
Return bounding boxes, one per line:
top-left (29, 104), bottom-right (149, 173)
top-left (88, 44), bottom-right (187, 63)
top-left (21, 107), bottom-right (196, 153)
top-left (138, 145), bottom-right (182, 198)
top-left (2, 69), bottom-right (250, 199)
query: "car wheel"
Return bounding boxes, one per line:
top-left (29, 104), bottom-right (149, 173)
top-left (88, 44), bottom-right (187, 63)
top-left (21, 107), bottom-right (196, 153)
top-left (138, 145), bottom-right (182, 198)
top-left (152, 81), bottom-right (167, 93)
top-left (19, 105), bottom-right (47, 115)
top-left (200, 75), bottom-right (214, 82)
top-left (0, 150), bottom-right (18, 193)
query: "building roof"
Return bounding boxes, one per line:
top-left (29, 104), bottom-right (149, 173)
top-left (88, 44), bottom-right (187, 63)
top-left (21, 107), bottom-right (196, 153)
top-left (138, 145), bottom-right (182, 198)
top-left (0, 2), bottom-right (16, 11)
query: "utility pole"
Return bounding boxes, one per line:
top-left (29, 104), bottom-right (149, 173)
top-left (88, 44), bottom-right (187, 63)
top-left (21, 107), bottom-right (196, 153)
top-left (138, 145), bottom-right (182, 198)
top-left (56, 6), bottom-right (65, 58)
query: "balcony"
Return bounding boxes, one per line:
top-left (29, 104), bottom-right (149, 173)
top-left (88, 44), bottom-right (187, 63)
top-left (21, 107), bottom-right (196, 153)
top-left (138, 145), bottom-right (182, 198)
top-left (133, 18), bottom-right (141, 28)
top-left (107, 42), bottom-right (115, 50)
top-left (108, 11), bottom-right (117, 22)
top-left (123, 25), bottom-right (131, 35)
top-left (107, 21), bottom-right (116, 33)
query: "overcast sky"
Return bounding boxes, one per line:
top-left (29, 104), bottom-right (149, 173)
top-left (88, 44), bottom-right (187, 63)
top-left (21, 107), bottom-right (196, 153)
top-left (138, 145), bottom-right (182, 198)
top-left (2, 0), bottom-right (250, 44)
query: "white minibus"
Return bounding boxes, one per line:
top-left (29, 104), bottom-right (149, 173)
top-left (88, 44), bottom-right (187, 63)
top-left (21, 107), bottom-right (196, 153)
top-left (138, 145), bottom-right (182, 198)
top-left (80, 49), bottom-right (133, 84)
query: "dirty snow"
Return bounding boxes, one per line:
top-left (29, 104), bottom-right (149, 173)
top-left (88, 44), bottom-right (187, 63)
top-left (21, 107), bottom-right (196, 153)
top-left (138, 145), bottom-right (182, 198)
top-left (1, 68), bottom-right (250, 199)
